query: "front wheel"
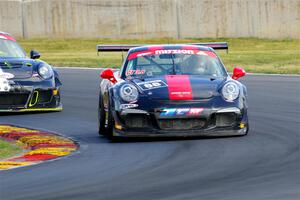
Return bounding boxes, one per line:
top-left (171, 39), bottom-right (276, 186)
top-left (98, 92), bottom-right (106, 136)
top-left (106, 99), bottom-right (115, 139)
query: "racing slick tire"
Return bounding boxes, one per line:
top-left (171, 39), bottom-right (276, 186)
top-left (106, 98), bottom-right (115, 139)
top-left (98, 92), bottom-right (106, 136)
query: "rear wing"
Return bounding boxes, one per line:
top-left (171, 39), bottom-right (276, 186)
top-left (97, 42), bottom-right (228, 53)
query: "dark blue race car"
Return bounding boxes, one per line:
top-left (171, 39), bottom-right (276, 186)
top-left (0, 31), bottom-right (62, 112)
top-left (97, 43), bottom-right (248, 138)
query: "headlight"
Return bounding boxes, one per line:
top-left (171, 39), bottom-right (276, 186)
top-left (120, 84), bottom-right (139, 102)
top-left (38, 64), bottom-right (53, 79)
top-left (222, 82), bottom-right (239, 101)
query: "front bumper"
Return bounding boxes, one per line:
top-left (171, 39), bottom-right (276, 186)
top-left (113, 128), bottom-right (247, 138)
top-left (0, 87), bottom-right (62, 112)
top-left (112, 107), bottom-right (248, 137)
top-left (0, 103), bottom-right (63, 112)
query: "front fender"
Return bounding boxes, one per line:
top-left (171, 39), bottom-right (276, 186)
top-left (53, 69), bottom-right (62, 87)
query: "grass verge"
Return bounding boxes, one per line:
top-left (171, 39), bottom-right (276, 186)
top-left (19, 38), bottom-right (300, 74)
top-left (0, 139), bottom-right (22, 160)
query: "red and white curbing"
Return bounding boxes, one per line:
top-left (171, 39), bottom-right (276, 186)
top-left (0, 125), bottom-right (78, 170)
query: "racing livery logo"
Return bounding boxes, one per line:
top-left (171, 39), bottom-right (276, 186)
top-left (159, 108), bottom-right (204, 117)
top-left (0, 68), bottom-right (14, 79)
top-left (0, 68), bottom-right (13, 92)
top-left (127, 48), bottom-right (217, 60)
top-left (155, 49), bottom-right (194, 55)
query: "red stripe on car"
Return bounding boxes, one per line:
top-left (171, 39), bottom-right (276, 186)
top-left (205, 51), bottom-right (217, 58)
top-left (165, 75), bottom-right (193, 100)
top-left (0, 34), bottom-right (16, 41)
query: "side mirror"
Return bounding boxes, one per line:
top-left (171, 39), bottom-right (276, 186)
top-left (100, 69), bottom-right (117, 84)
top-left (30, 50), bottom-right (41, 59)
top-left (232, 67), bottom-right (246, 80)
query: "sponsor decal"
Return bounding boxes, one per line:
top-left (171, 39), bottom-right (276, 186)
top-left (0, 68), bottom-right (14, 79)
top-left (126, 69), bottom-right (145, 76)
top-left (0, 78), bottom-right (11, 92)
top-left (165, 75), bottom-right (193, 100)
top-left (155, 49), bottom-right (194, 55)
top-left (137, 80), bottom-right (167, 90)
top-left (0, 72), bottom-right (14, 79)
top-left (159, 108), bottom-right (204, 117)
top-left (119, 104), bottom-right (138, 109)
top-left (188, 108), bottom-right (204, 116)
top-left (196, 51), bottom-right (209, 56)
top-left (128, 48), bottom-right (217, 60)
top-left (0, 68), bottom-right (12, 92)
top-left (170, 91), bottom-right (192, 96)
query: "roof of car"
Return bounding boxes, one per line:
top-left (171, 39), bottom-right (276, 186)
top-left (0, 31), bottom-right (16, 41)
top-left (128, 44), bottom-right (213, 54)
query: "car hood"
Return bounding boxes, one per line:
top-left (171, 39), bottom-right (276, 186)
top-left (131, 75), bottom-right (226, 100)
top-left (0, 58), bottom-right (36, 79)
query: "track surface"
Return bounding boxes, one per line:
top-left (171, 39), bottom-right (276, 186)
top-left (0, 68), bottom-right (299, 200)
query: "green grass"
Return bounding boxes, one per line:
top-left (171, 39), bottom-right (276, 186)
top-left (0, 139), bottom-right (22, 160)
top-left (18, 38), bottom-right (300, 74)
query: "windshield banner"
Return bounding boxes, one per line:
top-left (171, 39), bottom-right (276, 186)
top-left (128, 48), bottom-right (217, 60)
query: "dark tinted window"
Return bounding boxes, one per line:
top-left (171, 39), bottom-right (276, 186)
top-left (125, 51), bottom-right (225, 77)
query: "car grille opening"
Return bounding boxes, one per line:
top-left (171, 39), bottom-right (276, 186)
top-left (0, 93), bottom-right (29, 108)
top-left (125, 114), bottom-right (151, 128)
top-left (216, 113), bottom-right (237, 127)
top-left (158, 118), bottom-right (206, 130)
top-left (38, 90), bottom-right (53, 104)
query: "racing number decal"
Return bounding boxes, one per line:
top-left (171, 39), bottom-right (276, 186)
top-left (144, 82), bottom-right (162, 89)
top-left (137, 80), bottom-right (167, 90)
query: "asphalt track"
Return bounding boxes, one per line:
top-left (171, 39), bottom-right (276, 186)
top-left (0, 68), bottom-right (299, 200)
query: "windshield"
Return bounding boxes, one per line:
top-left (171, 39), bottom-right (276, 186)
top-left (0, 39), bottom-right (26, 58)
top-left (124, 49), bottom-right (226, 78)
